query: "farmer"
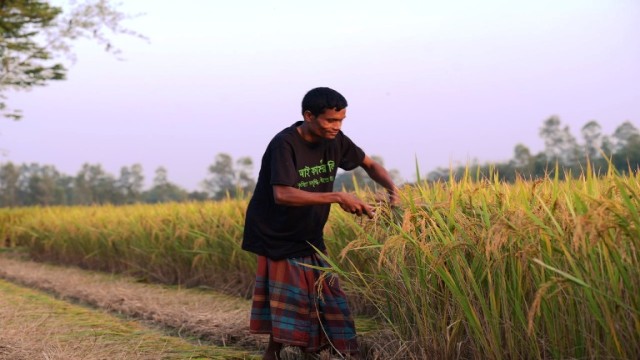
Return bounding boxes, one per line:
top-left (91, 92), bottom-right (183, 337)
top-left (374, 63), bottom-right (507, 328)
top-left (242, 87), bottom-right (399, 360)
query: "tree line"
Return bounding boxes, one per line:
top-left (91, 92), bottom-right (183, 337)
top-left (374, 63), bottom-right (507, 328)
top-left (0, 153), bottom-right (255, 207)
top-left (0, 152), bottom-right (400, 208)
top-left (1, 117), bottom-right (638, 207)
top-left (427, 118), bottom-right (640, 182)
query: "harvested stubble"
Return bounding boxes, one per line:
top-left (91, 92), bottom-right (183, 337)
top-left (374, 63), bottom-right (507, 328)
top-left (0, 255), bottom-right (255, 348)
top-left (0, 254), bottom-right (397, 360)
top-left (0, 278), bottom-right (258, 360)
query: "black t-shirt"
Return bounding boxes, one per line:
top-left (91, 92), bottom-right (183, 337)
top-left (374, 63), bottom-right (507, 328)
top-left (242, 121), bottom-right (365, 260)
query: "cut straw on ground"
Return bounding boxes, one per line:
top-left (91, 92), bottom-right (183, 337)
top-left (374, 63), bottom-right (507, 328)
top-left (0, 278), bottom-right (259, 360)
top-left (0, 254), bottom-right (392, 360)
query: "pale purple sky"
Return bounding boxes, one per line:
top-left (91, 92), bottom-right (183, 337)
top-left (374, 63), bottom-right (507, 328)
top-left (2, 0), bottom-right (639, 190)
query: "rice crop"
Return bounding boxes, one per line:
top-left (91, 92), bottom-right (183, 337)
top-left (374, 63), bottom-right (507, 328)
top-left (2, 200), bottom-right (256, 296)
top-left (2, 168), bottom-right (639, 359)
top-left (324, 167), bottom-right (640, 359)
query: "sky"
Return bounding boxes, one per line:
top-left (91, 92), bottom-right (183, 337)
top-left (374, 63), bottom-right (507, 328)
top-left (2, 0), bottom-right (639, 190)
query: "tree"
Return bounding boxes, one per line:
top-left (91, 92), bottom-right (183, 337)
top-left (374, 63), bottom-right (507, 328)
top-left (612, 121), bottom-right (640, 152)
top-left (0, 161), bottom-right (19, 206)
top-left (187, 190), bottom-right (209, 202)
top-left (73, 163), bottom-right (117, 205)
top-left (539, 116), bottom-right (581, 166)
top-left (202, 153), bottom-right (234, 199)
top-left (202, 153), bottom-right (256, 200)
top-left (561, 125), bottom-right (581, 166)
top-left (56, 172), bottom-right (73, 205)
top-left (27, 164), bottom-right (60, 205)
top-left (510, 143), bottom-right (534, 176)
top-left (235, 156), bottom-right (256, 195)
top-left (116, 166), bottom-right (132, 202)
top-left (539, 116), bottom-right (565, 162)
top-left (581, 120), bottom-right (603, 160)
top-left (8, 162), bottom-right (59, 205)
top-left (153, 166), bottom-right (168, 187)
top-left (0, 0), bottom-right (144, 119)
top-left (144, 166), bottom-right (187, 203)
top-left (116, 163), bottom-right (144, 203)
top-left (611, 121), bottom-right (640, 172)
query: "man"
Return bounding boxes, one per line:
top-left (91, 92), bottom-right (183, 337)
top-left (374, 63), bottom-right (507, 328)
top-left (242, 87), bottom-right (399, 360)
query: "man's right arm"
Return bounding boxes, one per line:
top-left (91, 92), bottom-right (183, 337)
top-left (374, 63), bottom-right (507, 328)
top-left (273, 185), bottom-right (375, 218)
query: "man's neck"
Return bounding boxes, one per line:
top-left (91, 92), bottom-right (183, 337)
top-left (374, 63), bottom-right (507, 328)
top-left (297, 123), bottom-right (320, 143)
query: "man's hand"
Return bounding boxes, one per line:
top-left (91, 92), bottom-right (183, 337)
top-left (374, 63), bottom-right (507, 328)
top-left (338, 193), bottom-right (375, 219)
top-left (388, 189), bottom-right (401, 207)
top-left (360, 155), bottom-right (400, 208)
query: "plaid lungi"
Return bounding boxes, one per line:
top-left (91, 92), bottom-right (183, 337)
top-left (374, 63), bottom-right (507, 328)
top-left (249, 253), bottom-right (359, 354)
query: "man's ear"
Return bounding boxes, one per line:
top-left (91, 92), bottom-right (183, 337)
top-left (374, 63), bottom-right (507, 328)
top-left (303, 110), bottom-right (314, 122)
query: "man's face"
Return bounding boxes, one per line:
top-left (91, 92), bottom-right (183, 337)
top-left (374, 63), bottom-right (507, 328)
top-left (304, 107), bottom-right (346, 140)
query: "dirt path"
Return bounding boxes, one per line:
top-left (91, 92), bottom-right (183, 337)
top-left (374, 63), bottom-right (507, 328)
top-left (0, 278), bottom-right (258, 359)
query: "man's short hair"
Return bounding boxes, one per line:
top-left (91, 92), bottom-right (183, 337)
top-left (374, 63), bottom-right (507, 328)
top-left (301, 87), bottom-right (348, 116)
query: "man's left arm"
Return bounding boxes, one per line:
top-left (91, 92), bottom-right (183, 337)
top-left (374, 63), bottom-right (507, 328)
top-left (360, 155), bottom-right (400, 205)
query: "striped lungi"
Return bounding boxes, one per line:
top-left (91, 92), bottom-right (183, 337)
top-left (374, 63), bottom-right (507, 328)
top-left (249, 253), bottom-right (359, 354)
